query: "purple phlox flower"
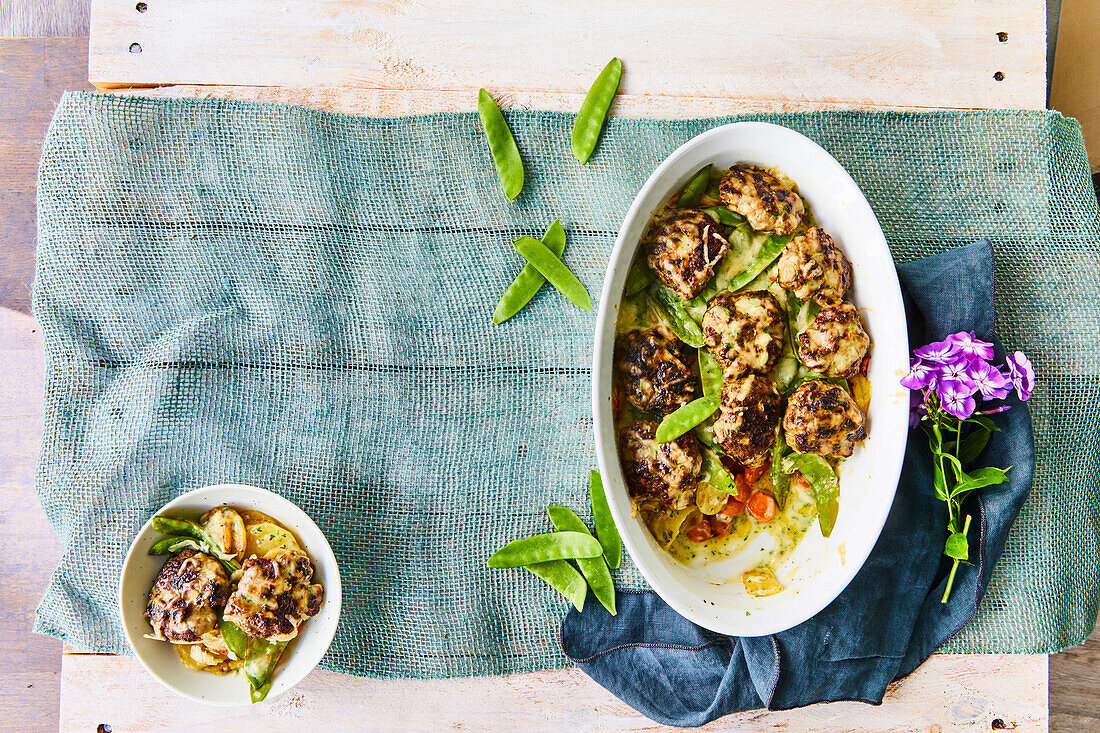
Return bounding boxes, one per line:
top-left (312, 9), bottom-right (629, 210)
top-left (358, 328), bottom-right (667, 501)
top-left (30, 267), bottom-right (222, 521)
top-left (1004, 351), bottom-right (1035, 401)
top-left (966, 359), bottom-right (1012, 400)
top-left (900, 359), bottom-right (937, 390)
top-left (940, 380), bottom-right (977, 420)
top-left (946, 331), bottom-right (996, 362)
top-left (937, 358), bottom-right (977, 388)
top-left (913, 339), bottom-right (963, 364)
top-left (908, 389), bottom-right (928, 428)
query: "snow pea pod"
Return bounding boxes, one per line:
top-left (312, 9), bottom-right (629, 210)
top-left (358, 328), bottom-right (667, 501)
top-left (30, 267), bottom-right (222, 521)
top-left (477, 88), bottom-right (524, 201)
top-left (725, 233), bottom-right (793, 292)
top-left (624, 257), bottom-right (656, 296)
top-left (487, 531), bottom-right (603, 568)
top-left (771, 428), bottom-right (792, 509)
top-left (698, 347), bottom-right (723, 396)
top-left (245, 638), bottom-right (288, 703)
top-left (150, 516), bottom-right (241, 572)
top-left (220, 619), bottom-right (251, 660)
top-left (547, 506), bottom-right (616, 615)
top-left (513, 236), bottom-right (593, 311)
top-left (493, 220), bottom-right (566, 324)
top-left (571, 57), bottom-right (623, 164)
top-left (701, 447), bottom-right (735, 495)
top-left (701, 206), bottom-right (745, 227)
top-left (677, 165), bottom-right (711, 208)
top-left (525, 560), bottom-right (587, 611)
top-left (588, 470), bottom-right (622, 569)
top-left (648, 285), bottom-right (705, 348)
top-left (655, 394), bottom-right (720, 443)
top-left (148, 536), bottom-right (203, 556)
top-left (783, 454), bottom-right (839, 537)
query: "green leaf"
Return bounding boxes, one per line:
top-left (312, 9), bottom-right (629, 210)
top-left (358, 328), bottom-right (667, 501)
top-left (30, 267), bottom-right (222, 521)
top-left (969, 415), bottom-right (1002, 433)
top-left (944, 532), bottom-right (969, 561)
top-left (949, 466), bottom-right (1009, 499)
top-left (958, 425), bottom-right (992, 466)
top-left (932, 458), bottom-right (949, 501)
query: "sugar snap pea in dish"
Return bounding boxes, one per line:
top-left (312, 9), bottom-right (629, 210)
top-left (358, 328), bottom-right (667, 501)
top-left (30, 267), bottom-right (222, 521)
top-left (547, 506), bottom-right (617, 615)
top-left (493, 220), bottom-right (567, 324)
top-left (477, 88), bottom-right (524, 201)
top-left (677, 165), bottom-right (711, 208)
top-left (589, 470), bottom-right (622, 569)
top-left (655, 394), bottom-right (720, 443)
top-left (144, 505), bottom-right (324, 702)
top-left (572, 57), bottom-right (623, 164)
top-left (513, 236), bottom-right (592, 311)
top-left (612, 162), bottom-right (871, 597)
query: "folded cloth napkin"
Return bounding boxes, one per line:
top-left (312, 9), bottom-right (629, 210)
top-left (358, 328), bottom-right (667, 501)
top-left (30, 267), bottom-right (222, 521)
top-left (561, 239), bottom-right (1034, 727)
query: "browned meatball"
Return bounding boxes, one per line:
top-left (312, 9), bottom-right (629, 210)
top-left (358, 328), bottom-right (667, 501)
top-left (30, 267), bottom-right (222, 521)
top-left (712, 374), bottom-right (781, 467)
top-left (617, 326), bottom-right (698, 414)
top-left (620, 419), bottom-right (702, 510)
top-left (718, 166), bottom-right (804, 235)
top-left (145, 549), bottom-right (230, 643)
top-left (647, 209), bottom-right (730, 300)
top-left (223, 548), bottom-right (324, 643)
top-left (797, 301), bottom-right (871, 378)
top-left (702, 290), bottom-right (785, 380)
top-left (783, 379), bottom-right (866, 458)
top-left (776, 227), bottom-right (852, 304)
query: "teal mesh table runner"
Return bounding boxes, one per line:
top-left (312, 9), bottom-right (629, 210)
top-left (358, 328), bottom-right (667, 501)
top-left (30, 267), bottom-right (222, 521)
top-left (34, 92), bottom-right (1100, 677)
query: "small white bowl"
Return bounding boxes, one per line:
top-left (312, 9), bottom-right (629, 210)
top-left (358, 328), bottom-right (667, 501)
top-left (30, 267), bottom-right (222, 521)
top-left (119, 483), bottom-right (342, 706)
top-left (592, 122), bottom-right (909, 637)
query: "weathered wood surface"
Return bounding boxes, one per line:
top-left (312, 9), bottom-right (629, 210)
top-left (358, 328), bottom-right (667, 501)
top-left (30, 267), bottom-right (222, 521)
top-left (2, 10), bottom-right (1099, 732)
top-left (89, 0), bottom-right (1046, 112)
top-left (60, 651), bottom-right (1048, 732)
top-left (0, 37), bottom-right (94, 315)
top-left (1, 0), bottom-right (89, 37)
top-left (0, 308), bottom-right (62, 733)
top-left (1050, 0), bottom-right (1100, 171)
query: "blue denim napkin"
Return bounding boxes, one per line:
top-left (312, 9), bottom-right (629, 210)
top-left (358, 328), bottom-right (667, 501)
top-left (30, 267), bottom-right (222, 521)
top-left (561, 239), bottom-right (1034, 726)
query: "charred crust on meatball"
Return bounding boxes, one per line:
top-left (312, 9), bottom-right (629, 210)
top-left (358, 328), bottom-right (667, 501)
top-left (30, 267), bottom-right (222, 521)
top-left (619, 419), bottom-right (702, 511)
top-left (647, 209), bottom-right (730, 300)
top-left (616, 326), bottom-right (698, 414)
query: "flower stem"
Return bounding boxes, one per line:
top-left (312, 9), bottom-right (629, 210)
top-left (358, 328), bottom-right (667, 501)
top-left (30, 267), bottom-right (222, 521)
top-left (941, 514), bottom-right (972, 603)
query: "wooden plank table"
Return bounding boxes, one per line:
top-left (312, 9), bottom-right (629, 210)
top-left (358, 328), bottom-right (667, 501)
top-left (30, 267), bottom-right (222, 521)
top-left (0, 0), bottom-right (1097, 727)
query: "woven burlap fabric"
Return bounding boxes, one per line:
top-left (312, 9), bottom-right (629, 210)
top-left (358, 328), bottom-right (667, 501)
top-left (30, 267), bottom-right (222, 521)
top-left (33, 92), bottom-right (1100, 678)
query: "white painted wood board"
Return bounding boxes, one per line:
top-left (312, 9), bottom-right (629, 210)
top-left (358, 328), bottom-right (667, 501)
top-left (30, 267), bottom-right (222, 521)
top-left (60, 651), bottom-right (1048, 732)
top-left (89, 0), bottom-right (1047, 114)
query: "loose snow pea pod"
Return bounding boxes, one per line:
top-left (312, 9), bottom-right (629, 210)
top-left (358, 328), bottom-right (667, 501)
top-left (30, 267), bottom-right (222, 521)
top-left (655, 394), bottom-right (720, 443)
top-left (700, 448), bottom-right (735, 495)
top-left (702, 206), bottom-right (745, 227)
top-left (487, 531), bottom-right (603, 568)
top-left (525, 560), bottom-right (587, 611)
top-left (513, 237), bottom-right (593, 311)
top-left (589, 470), bottom-right (622, 569)
top-left (771, 428), bottom-right (792, 509)
top-left (725, 233), bottom-right (793, 292)
top-left (493, 220), bottom-right (566, 324)
top-left (220, 619), bottom-right (251, 660)
top-left (547, 506), bottom-right (617, 615)
top-left (624, 257), bottom-right (656, 296)
top-left (783, 454), bottom-right (839, 537)
top-left (477, 88), bottom-right (524, 201)
top-left (704, 176), bottom-right (722, 201)
top-left (245, 638), bottom-right (288, 703)
top-left (648, 285), bottom-right (705, 348)
top-left (572, 57), bottom-right (623, 164)
top-left (698, 348), bottom-right (723, 396)
top-left (677, 165), bottom-right (711, 208)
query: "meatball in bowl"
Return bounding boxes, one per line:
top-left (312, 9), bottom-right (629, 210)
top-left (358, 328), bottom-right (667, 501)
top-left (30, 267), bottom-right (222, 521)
top-left (119, 484), bottom-right (341, 705)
